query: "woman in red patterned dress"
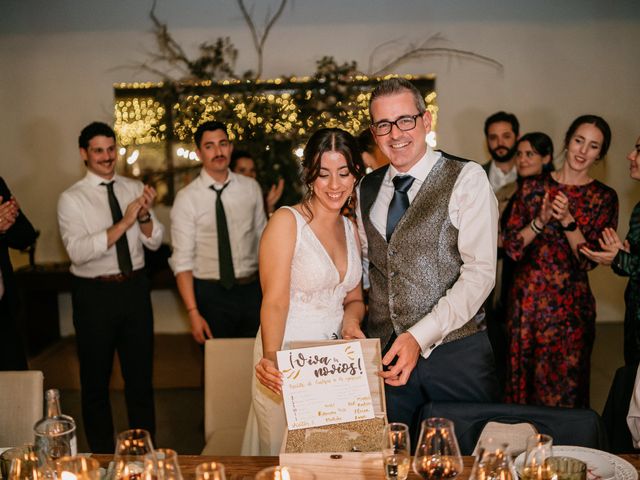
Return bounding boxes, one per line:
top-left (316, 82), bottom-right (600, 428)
top-left (503, 115), bottom-right (618, 407)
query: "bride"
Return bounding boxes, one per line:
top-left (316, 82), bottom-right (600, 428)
top-left (241, 128), bottom-right (367, 455)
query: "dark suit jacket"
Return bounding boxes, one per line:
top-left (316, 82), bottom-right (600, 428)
top-left (0, 177), bottom-right (37, 313)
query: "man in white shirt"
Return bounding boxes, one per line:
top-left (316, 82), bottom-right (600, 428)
top-left (170, 121), bottom-right (266, 343)
top-left (483, 111), bottom-right (519, 192)
top-left (357, 78), bottom-right (500, 434)
top-left (58, 122), bottom-right (164, 452)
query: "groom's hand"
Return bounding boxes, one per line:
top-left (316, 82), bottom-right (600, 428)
top-left (379, 332), bottom-right (420, 386)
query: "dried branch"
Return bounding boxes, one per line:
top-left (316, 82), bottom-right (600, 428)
top-left (369, 34), bottom-right (503, 76)
top-left (237, 0), bottom-right (287, 79)
top-left (149, 0), bottom-right (191, 68)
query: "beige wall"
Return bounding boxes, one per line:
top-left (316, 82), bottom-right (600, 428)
top-left (1, 3), bottom-right (638, 330)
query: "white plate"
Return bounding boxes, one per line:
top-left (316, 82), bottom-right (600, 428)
top-left (514, 446), bottom-right (636, 480)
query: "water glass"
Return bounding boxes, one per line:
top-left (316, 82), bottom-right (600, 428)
top-left (1, 446), bottom-right (36, 480)
top-left (194, 462), bottom-right (226, 480)
top-left (255, 466), bottom-right (316, 480)
top-left (6, 450), bottom-right (54, 480)
top-left (113, 429), bottom-right (155, 480)
top-left (412, 417), bottom-right (463, 480)
top-left (382, 422), bottom-right (411, 480)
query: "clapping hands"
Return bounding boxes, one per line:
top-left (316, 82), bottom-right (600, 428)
top-left (0, 196), bottom-right (19, 234)
top-left (137, 185), bottom-right (157, 218)
top-left (265, 178), bottom-right (284, 215)
top-left (581, 227), bottom-right (630, 265)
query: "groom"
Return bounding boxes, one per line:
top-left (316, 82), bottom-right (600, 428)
top-left (357, 78), bottom-right (500, 432)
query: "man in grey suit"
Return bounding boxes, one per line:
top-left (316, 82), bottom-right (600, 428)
top-left (357, 78), bottom-right (500, 435)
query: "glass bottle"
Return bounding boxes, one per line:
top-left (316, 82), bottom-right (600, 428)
top-left (34, 389), bottom-right (78, 467)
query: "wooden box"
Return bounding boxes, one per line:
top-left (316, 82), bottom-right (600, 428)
top-left (279, 338), bottom-right (386, 480)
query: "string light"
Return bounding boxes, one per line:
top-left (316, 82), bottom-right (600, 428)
top-left (113, 76), bottom-right (436, 146)
top-left (112, 76), bottom-right (437, 198)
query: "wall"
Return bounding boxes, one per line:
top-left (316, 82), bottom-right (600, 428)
top-left (1, 0), bottom-right (638, 332)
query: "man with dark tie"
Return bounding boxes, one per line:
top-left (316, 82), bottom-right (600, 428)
top-left (57, 122), bottom-right (164, 452)
top-left (356, 78), bottom-right (500, 435)
top-left (170, 121), bottom-right (266, 343)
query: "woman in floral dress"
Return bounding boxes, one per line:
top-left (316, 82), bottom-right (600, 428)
top-left (503, 115), bottom-right (618, 407)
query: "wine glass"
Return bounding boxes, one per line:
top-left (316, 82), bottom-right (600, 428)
top-left (112, 429), bottom-right (155, 480)
top-left (382, 422), bottom-right (411, 480)
top-left (521, 434), bottom-right (555, 480)
top-left (412, 418), bottom-right (463, 480)
top-left (469, 437), bottom-right (515, 480)
top-left (255, 466), bottom-right (316, 480)
top-left (55, 456), bottom-right (101, 480)
top-left (144, 449), bottom-right (182, 480)
top-left (194, 462), bottom-right (226, 480)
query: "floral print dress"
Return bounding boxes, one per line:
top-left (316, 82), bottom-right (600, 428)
top-left (503, 173), bottom-right (618, 407)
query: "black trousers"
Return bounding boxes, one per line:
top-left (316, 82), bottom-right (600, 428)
top-left (384, 331), bottom-right (500, 444)
top-left (194, 277), bottom-right (261, 338)
top-left (71, 273), bottom-right (155, 453)
top-left (0, 296), bottom-right (28, 370)
top-left (602, 363), bottom-right (640, 453)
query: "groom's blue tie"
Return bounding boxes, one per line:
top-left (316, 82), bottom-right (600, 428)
top-left (386, 175), bottom-right (415, 242)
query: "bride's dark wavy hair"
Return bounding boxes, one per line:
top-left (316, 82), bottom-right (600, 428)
top-left (301, 128), bottom-right (366, 220)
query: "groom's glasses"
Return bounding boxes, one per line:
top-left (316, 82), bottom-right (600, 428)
top-left (371, 113), bottom-right (423, 136)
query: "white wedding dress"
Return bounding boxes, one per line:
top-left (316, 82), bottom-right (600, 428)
top-left (241, 206), bottom-right (362, 455)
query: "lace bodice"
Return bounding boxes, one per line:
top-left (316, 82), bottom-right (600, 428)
top-left (281, 206), bottom-right (362, 344)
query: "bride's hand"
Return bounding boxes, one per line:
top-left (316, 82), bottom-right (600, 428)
top-left (341, 317), bottom-right (366, 340)
top-left (255, 357), bottom-right (283, 395)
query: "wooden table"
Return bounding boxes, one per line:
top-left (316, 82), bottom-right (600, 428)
top-left (94, 454), bottom-right (640, 480)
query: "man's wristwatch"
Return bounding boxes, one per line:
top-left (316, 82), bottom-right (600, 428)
top-left (137, 212), bottom-right (152, 224)
top-left (562, 221), bottom-right (577, 232)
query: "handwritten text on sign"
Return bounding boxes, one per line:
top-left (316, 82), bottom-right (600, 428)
top-left (277, 342), bottom-right (375, 430)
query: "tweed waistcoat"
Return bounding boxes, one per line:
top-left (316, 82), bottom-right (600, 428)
top-left (360, 152), bottom-right (478, 349)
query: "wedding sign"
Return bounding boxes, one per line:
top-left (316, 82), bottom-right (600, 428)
top-left (277, 342), bottom-right (375, 430)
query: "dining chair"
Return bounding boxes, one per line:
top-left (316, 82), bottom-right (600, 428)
top-left (0, 370), bottom-right (44, 446)
top-left (419, 402), bottom-right (608, 455)
top-left (201, 338), bottom-right (255, 455)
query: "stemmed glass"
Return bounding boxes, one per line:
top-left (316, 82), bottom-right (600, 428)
top-left (412, 418), bottom-right (463, 480)
top-left (382, 422), bottom-right (411, 480)
top-left (194, 462), bottom-right (226, 480)
top-left (521, 434), bottom-right (555, 480)
top-left (112, 429), bottom-right (156, 480)
top-left (469, 438), bottom-right (515, 480)
top-left (144, 449), bottom-right (182, 480)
